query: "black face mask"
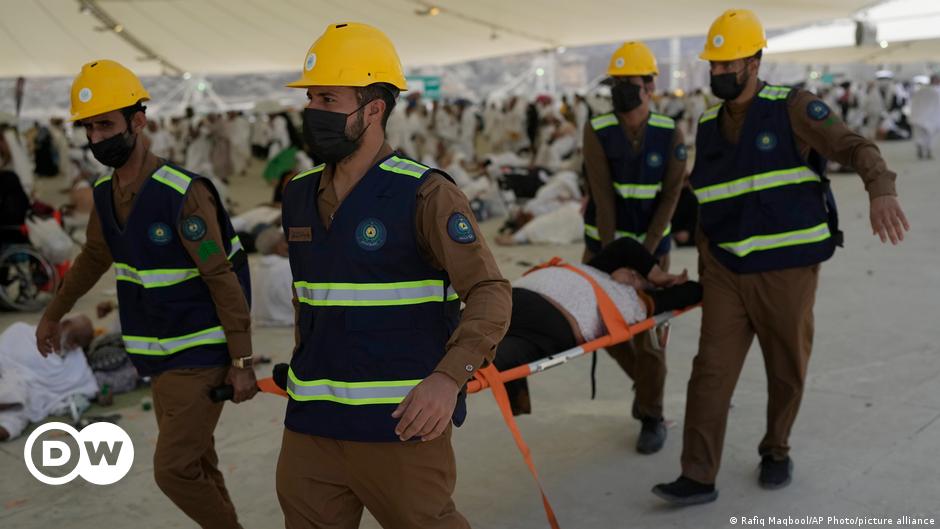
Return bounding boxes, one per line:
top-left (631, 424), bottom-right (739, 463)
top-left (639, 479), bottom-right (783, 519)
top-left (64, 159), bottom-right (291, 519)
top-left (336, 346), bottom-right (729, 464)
top-left (710, 69), bottom-right (749, 101)
top-left (89, 129), bottom-right (136, 168)
top-left (611, 82), bottom-right (644, 113)
top-left (302, 103), bottom-right (370, 164)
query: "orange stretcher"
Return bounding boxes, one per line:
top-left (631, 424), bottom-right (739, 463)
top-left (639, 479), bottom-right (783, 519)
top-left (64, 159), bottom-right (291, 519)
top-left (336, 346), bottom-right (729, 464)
top-left (247, 257), bottom-right (700, 529)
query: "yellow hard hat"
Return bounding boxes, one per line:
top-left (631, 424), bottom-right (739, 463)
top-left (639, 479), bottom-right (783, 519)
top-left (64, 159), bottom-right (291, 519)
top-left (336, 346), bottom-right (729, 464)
top-left (69, 60), bottom-right (150, 122)
top-left (700, 9), bottom-right (767, 62)
top-left (286, 22), bottom-right (408, 91)
top-left (607, 41), bottom-right (658, 77)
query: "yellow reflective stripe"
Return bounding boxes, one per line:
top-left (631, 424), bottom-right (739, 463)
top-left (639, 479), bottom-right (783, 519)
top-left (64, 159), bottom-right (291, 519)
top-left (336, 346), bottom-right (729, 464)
top-left (294, 279), bottom-right (454, 307)
top-left (94, 175), bottom-right (112, 188)
top-left (694, 166), bottom-right (820, 204)
top-left (228, 236), bottom-right (244, 259)
top-left (614, 182), bottom-right (662, 199)
top-left (591, 113), bottom-right (618, 131)
top-left (700, 105), bottom-right (722, 123)
top-left (584, 224), bottom-right (671, 242)
top-left (718, 222), bottom-right (831, 257)
top-left (152, 166), bottom-right (193, 195)
top-left (379, 156), bottom-right (429, 178)
top-left (114, 263), bottom-right (199, 288)
top-left (648, 113), bottom-right (675, 129)
top-left (584, 224), bottom-right (600, 240)
top-left (123, 326), bottom-right (226, 356)
top-left (758, 85), bottom-right (792, 101)
top-left (287, 367), bottom-right (420, 405)
top-left (291, 164), bottom-right (326, 182)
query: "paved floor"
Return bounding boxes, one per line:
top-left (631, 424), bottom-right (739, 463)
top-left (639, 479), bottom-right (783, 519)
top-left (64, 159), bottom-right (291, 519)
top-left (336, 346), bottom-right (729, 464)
top-left (1, 140), bottom-right (938, 528)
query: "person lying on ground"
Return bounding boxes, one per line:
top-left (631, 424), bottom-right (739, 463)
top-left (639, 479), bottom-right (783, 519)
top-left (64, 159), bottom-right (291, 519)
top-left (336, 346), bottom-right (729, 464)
top-left (0, 315), bottom-right (97, 441)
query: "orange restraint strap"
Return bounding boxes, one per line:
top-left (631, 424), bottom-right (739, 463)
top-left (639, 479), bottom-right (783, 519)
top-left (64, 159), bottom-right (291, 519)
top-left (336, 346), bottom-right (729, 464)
top-left (472, 257), bottom-right (636, 529)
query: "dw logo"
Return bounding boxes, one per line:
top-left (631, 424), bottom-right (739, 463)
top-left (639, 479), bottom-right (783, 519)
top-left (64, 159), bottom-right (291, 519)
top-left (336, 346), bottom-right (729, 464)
top-left (23, 422), bottom-right (134, 485)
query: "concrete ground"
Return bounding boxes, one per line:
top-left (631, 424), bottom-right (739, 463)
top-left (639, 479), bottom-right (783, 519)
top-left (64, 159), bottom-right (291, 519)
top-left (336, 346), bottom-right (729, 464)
top-left (1, 140), bottom-right (938, 528)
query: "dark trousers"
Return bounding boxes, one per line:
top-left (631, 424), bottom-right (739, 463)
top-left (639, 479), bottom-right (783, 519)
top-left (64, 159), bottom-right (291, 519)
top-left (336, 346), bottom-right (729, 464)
top-left (493, 288), bottom-right (577, 415)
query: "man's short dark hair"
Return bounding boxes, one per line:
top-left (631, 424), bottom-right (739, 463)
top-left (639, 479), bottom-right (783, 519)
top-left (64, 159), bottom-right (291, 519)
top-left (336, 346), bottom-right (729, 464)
top-left (120, 101), bottom-right (147, 124)
top-left (355, 83), bottom-right (399, 129)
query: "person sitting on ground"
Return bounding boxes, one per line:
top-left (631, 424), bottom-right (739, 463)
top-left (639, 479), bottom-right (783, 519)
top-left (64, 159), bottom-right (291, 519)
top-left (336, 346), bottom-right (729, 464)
top-left (250, 226), bottom-right (294, 327)
top-left (0, 315), bottom-right (97, 441)
top-left (492, 237), bottom-right (701, 444)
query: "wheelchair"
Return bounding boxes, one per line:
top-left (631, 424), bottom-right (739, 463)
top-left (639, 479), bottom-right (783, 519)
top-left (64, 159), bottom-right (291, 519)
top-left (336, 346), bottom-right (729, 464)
top-left (0, 213), bottom-right (71, 312)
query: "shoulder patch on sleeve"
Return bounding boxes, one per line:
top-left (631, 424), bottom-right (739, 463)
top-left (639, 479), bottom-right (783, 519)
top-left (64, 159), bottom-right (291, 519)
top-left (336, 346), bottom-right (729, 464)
top-left (674, 143), bottom-right (688, 161)
top-left (181, 215), bottom-right (207, 241)
top-left (807, 100), bottom-right (831, 121)
top-left (446, 212), bottom-right (476, 244)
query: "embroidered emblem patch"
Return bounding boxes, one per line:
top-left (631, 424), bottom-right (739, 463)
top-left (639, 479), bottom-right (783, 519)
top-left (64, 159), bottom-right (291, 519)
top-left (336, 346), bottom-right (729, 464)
top-left (355, 218), bottom-right (387, 251)
top-left (756, 131), bottom-right (778, 152)
top-left (807, 100), bottom-right (831, 121)
top-left (674, 144), bottom-right (688, 161)
top-left (447, 212), bottom-right (476, 244)
top-left (148, 222), bottom-right (172, 245)
top-left (646, 152), bottom-right (664, 168)
top-left (181, 215), bottom-right (207, 241)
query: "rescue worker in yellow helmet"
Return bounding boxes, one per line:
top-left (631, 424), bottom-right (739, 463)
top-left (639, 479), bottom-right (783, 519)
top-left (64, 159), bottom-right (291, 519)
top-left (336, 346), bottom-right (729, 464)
top-left (276, 23), bottom-right (511, 528)
top-left (582, 41), bottom-right (686, 455)
top-left (653, 9), bottom-right (910, 505)
top-left (36, 60), bottom-right (257, 528)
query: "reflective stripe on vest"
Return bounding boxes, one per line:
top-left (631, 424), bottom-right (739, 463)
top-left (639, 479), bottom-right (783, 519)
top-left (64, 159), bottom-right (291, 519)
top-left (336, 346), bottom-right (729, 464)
top-left (123, 325), bottom-right (226, 356)
top-left (294, 280), bottom-right (457, 307)
top-left (693, 166), bottom-right (820, 204)
top-left (286, 367), bottom-right (420, 405)
top-left (758, 85), bottom-right (792, 101)
top-left (114, 263), bottom-right (199, 288)
top-left (291, 164), bottom-right (326, 182)
top-left (228, 236), bottom-right (244, 259)
top-left (648, 113), bottom-right (675, 130)
top-left (718, 222), bottom-right (831, 257)
top-left (614, 182), bottom-right (662, 200)
top-left (94, 175), bottom-right (112, 188)
top-left (584, 223), bottom-right (671, 242)
top-left (379, 156), bottom-right (429, 179)
top-left (151, 166), bottom-right (193, 195)
top-left (591, 114), bottom-right (618, 131)
top-left (700, 105), bottom-right (721, 123)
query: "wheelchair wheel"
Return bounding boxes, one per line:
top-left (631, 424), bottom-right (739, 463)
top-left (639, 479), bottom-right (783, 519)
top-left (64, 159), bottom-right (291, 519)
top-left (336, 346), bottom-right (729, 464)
top-left (0, 244), bottom-right (59, 312)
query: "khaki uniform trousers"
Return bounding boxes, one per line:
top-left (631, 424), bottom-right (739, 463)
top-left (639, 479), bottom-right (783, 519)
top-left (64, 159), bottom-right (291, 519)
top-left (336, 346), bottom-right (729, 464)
top-left (681, 247), bottom-right (819, 484)
top-left (276, 425), bottom-right (470, 529)
top-left (152, 367), bottom-right (242, 529)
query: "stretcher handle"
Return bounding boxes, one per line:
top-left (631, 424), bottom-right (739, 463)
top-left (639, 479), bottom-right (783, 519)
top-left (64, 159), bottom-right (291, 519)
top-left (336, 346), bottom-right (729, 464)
top-left (209, 363), bottom-right (289, 402)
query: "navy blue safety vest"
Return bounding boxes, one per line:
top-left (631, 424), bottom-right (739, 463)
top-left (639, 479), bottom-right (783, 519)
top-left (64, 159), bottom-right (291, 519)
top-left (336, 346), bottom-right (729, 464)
top-left (281, 154), bottom-right (463, 442)
top-left (690, 84), bottom-right (841, 273)
top-left (92, 164), bottom-right (250, 376)
top-left (583, 112), bottom-right (674, 257)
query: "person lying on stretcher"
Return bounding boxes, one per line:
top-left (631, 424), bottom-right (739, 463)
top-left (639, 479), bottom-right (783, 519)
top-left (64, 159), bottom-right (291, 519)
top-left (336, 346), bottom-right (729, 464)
top-left (493, 237), bottom-right (702, 422)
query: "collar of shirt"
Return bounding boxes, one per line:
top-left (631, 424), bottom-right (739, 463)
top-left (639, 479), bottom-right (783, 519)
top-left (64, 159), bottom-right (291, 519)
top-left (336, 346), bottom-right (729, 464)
top-left (112, 154), bottom-right (164, 205)
top-left (724, 79), bottom-right (767, 117)
top-left (316, 143), bottom-right (395, 197)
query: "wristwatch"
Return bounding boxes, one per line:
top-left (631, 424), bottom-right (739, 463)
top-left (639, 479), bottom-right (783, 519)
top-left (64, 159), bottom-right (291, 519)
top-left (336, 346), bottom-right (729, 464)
top-left (231, 356), bottom-right (254, 369)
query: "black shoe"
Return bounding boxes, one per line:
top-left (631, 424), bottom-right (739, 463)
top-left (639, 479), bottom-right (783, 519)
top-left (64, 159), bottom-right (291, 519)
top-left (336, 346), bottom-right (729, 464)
top-left (636, 417), bottom-right (667, 454)
top-left (652, 476), bottom-right (718, 505)
top-left (759, 455), bottom-right (793, 490)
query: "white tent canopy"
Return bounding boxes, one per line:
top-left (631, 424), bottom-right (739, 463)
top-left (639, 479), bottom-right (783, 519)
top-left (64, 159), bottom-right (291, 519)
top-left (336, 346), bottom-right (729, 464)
top-left (765, 0), bottom-right (940, 64)
top-left (1, 0), bottom-right (874, 78)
